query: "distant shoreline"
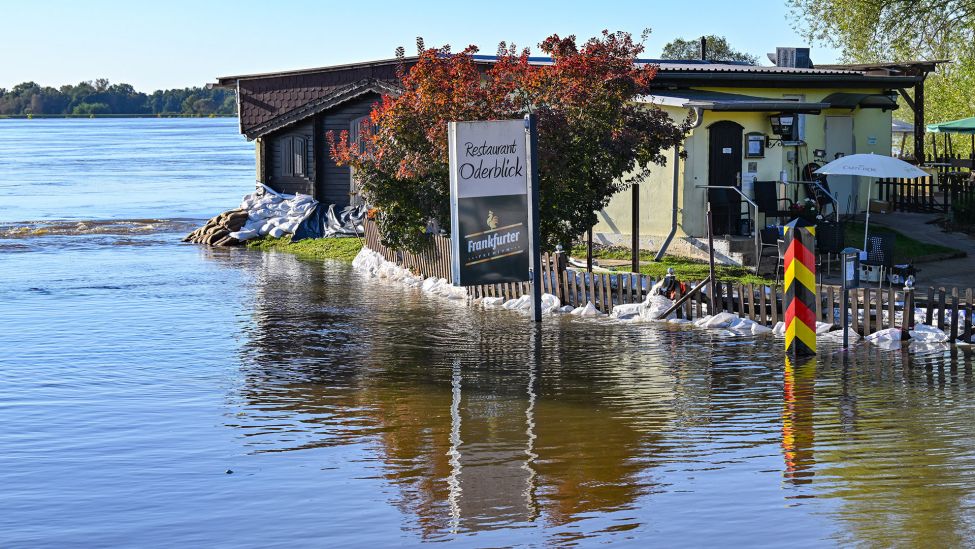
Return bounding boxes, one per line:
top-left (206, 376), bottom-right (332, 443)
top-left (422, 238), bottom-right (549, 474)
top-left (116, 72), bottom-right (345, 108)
top-left (0, 114), bottom-right (237, 119)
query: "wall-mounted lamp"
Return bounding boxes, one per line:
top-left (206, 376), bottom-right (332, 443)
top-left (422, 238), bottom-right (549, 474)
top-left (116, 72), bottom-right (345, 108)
top-left (766, 113), bottom-right (796, 147)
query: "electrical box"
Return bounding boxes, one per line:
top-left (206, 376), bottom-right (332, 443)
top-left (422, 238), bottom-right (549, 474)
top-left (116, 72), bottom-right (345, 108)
top-left (843, 250), bottom-right (860, 289)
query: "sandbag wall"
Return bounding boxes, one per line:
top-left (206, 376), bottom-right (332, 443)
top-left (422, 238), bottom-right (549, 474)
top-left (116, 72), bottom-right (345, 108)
top-left (182, 209), bottom-right (249, 247)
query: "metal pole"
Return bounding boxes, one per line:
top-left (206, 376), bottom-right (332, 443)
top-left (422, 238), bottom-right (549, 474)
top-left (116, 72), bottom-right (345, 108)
top-left (631, 182), bottom-right (640, 273)
top-left (842, 260), bottom-right (850, 349)
top-left (525, 114), bottom-right (542, 323)
top-left (706, 202), bottom-right (717, 313)
top-left (586, 228), bottom-right (593, 273)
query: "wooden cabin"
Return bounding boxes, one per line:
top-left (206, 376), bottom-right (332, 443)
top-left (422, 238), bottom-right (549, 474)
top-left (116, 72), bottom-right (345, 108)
top-left (213, 60), bottom-right (407, 207)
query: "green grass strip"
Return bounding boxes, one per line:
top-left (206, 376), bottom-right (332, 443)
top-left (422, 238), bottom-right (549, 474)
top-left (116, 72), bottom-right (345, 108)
top-left (245, 236), bottom-right (363, 262)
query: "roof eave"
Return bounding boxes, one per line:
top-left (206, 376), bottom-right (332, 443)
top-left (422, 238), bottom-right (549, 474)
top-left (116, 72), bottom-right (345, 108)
top-left (688, 100), bottom-right (828, 114)
top-left (243, 79), bottom-right (399, 140)
top-left (651, 73), bottom-right (921, 88)
top-left (216, 56), bottom-right (420, 86)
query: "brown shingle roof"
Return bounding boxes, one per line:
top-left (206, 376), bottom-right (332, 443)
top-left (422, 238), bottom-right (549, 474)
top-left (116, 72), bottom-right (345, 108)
top-left (230, 61), bottom-right (407, 137)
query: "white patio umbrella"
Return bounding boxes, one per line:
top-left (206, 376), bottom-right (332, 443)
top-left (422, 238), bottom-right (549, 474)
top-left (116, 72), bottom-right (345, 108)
top-left (814, 153), bottom-right (929, 250)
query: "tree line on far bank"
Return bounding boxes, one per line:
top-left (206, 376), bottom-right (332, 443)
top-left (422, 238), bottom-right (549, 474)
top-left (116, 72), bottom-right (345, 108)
top-left (0, 78), bottom-right (236, 116)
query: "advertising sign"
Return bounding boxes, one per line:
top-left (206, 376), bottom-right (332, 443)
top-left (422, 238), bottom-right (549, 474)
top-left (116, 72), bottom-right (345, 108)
top-left (448, 120), bottom-right (530, 286)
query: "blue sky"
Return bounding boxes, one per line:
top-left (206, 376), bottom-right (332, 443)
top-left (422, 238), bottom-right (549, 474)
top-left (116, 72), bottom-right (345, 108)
top-left (0, 0), bottom-right (839, 91)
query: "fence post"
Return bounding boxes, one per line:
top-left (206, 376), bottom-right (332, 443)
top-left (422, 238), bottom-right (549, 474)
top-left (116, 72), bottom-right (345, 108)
top-left (554, 245), bottom-right (568, 305)
top-left (901, 279), bottom-right (915, 337)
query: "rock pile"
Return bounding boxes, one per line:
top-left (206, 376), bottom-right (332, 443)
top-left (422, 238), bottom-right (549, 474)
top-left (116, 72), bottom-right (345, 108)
top-left (182, 209), bottom-right (249, 246)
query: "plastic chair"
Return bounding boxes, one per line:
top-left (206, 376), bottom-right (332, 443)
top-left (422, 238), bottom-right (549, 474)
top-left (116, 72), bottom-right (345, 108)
top-left (775, 238), bottom-right (788, 286)
top-left (755, 180), bottom-right (795, 225)
top-left (756, 227), bottom-right (780, 275)
top-left (815, 221), bottom-right (846, 274)
top-left (862, 233), bottom-right (895, 288)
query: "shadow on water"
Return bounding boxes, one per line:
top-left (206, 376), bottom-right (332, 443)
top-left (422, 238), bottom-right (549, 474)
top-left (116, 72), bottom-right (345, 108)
top-left (205, 249), bottom-right (975, 545)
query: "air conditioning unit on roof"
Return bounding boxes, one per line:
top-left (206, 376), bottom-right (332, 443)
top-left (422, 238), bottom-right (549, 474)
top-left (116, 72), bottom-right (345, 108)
top-left (767, 47), bottom-right (813, 68)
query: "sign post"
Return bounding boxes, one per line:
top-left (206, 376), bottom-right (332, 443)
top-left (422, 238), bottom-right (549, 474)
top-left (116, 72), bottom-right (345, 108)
top-left (448, 119), bottom-right (539, 320)
top-left (525, 114), bottom-right (542, 322)
top-left (841, 247), bottom-right (860, 349)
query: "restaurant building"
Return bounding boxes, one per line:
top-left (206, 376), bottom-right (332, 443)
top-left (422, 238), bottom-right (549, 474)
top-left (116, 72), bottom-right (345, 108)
top-left (214, 49), bottom-right (937, 263)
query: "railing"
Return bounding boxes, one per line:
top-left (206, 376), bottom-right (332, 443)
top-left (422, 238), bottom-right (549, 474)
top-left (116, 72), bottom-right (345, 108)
top-left (696, 185), bottom-right (761, 272)
top-left (877, 154), bottom-right (973, 213)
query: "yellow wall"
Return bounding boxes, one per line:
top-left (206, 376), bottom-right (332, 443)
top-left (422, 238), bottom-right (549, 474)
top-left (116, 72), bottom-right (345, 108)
top-left (595, 87), bottom-right (895, 242)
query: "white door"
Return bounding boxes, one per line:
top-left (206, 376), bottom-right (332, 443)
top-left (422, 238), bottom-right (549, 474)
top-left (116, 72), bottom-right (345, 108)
top-left (825, 116), bottom-right (856, 215)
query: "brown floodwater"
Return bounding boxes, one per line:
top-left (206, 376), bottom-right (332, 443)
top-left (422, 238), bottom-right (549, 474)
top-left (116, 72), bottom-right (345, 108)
top-left (4, 119), bottom-right (975, 547)
top-left (3, 228), bottom-right (975, 547)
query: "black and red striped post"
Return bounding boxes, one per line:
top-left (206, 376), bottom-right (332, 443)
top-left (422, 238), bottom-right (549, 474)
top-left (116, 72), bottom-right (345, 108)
top-left (783, 218), bottom-right (817, 356)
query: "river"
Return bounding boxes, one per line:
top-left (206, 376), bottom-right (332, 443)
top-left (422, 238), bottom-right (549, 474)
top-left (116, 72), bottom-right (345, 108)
top-left (2, 118), bottom-right (975, 548)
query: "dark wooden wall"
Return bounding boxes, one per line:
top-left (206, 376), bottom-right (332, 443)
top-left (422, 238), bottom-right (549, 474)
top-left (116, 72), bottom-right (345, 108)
top-left (259, 92), bottom-right (380, 205)
top-left (266, 119), bottom-right (315, 196)
top-left (317, 92), bottom-right (380, 207)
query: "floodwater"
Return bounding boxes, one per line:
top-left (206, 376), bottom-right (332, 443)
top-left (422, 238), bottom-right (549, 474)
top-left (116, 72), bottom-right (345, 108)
top-left (3, 119), bottom-right (975, 548)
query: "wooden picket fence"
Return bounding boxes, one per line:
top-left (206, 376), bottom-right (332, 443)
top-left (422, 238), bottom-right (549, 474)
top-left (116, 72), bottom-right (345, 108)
top-left (877, 154), bottom-right (974, 213)
top-left (362, 220), bottom-right (974, 339)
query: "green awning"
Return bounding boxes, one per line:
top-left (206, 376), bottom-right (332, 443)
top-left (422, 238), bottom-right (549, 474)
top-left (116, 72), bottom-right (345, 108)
top-left (926, 116), bottom-right (975, 134)
top-left (821, 92), bottom-right (899, 110)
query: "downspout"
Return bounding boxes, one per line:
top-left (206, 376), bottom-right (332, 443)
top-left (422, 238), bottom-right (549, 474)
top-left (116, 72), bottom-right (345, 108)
top-left (655, 106), bottom-right (703, 261)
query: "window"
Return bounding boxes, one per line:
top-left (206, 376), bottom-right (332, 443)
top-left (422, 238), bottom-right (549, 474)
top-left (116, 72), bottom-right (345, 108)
top-left (281, 135), bottom-right (307, 177)
top-left (350, 115), bottom-right (375, 158)
top-left (349, 115), bottom-right (375, 204)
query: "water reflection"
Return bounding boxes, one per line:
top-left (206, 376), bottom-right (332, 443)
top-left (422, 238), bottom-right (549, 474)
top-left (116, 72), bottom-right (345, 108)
top-left (782, 356), bottom-right (816, 486)
top-left (221, 249), bottom-right (975, 545)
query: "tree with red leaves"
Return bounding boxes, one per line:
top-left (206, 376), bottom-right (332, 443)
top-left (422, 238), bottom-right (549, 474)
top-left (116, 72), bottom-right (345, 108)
top-left (330, 30), bottom-right (688, 252)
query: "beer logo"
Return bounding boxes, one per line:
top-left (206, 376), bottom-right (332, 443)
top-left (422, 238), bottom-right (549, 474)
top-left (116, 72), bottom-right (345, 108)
top-left (486, 210), bottom-right (499, 230)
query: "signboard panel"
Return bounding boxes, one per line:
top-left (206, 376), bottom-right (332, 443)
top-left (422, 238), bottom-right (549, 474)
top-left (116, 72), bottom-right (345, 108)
top-left (449, 120), bottom-right (530, 286)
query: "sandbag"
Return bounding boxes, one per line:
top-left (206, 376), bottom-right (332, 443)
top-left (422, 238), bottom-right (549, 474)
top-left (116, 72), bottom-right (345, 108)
top-left (611, 303), bottom-right (642, 320)
top-left (639, 294), bottom-right (676, 321)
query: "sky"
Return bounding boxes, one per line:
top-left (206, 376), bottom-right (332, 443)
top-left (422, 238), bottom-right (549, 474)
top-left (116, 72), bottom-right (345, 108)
top-left (0, 0), bottom-right (841, 92)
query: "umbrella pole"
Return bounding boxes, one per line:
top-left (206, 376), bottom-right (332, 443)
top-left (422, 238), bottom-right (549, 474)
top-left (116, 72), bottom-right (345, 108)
top-left (863, 179), bottom-right (872, 251)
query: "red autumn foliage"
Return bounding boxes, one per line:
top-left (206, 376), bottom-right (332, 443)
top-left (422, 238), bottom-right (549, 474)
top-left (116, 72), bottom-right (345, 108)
top-left (329, 30), bottom-right (688, 251)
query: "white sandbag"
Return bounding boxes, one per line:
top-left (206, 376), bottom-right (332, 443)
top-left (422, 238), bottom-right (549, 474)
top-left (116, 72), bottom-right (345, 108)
top-left (571, 302), bottom-right (602, 317)
top-left (695, 312), bottom-right (738, 329)
top-left (421, 277), bottom-right (440, 292)
top-left (866, 327), bottom-right (902, 342)
top-left (540, 293), bottom-right (561, 314)
top-left (865, 327), bottom-right (902, 350)
top-left (771, 321), bottom-right (784, 337)
top-left (267, 226), bottom-right (288, 238)
top-left (558, 305), bottom-right (575, 313)
top-left (446, 286), bottom-right (467, 300)
top-left (909, 324), bottom-right (949, 343)
top-left (639, 295), bottom-right (675, 321)
top-left (669, 318), bottom-right (692, 324)
top-left (503, 295), bottom-right (532, 310)
top-left (482, 297), bottom-right (505, 307)
top-left (751, 322), bottom-right (773, 335)
top-left (611, 303), bottom-right (642, 320)
top-left (816, 321), bottom-right (833, 334)
top-left (229, 228), bottom-right (258, 241)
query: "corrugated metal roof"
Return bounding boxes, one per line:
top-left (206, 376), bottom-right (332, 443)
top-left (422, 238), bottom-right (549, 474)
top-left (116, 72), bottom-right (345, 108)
top-left (648, 61), bottom-right (861, 75)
